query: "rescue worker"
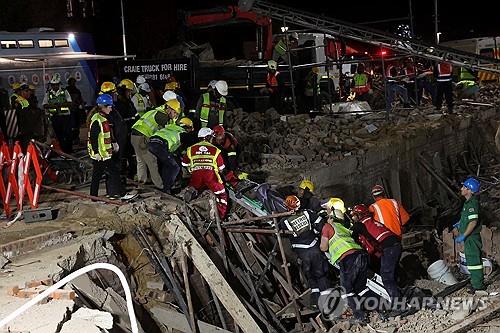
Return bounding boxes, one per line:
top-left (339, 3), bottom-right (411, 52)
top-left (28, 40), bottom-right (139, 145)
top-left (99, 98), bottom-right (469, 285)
top-left (11, 83), bottom-right (31, 147)
top-left (351, 63), bottom-right (371, 101)
top-left (434, 61), bottom-right (454, 114)
top-left (43, 74), bottom-right (73, 153)
top-left (131, 95), bottom-right (181, 189)
top-left (260, 60), bottom-right (285, 112)
top-left (131, 82), bottom-right (152, 117)
top-left (350, 204), bottom-right (402, 304)
top-left (280, 195), bottom-right (329, 308)
top-left (148, 117), bottom-right (193, 193)
top-left (320, 204), bottom-right (368, 322)
top-left (297, 179), bottom-right (322, 212)
top-left (456, 67), bottom-right (479, 100)
top-left (212, 125), bottom-right (240, 184)
top-left (87, 94), bottom-right (121, 198)
top-left (453, 177), bottom-right (484, 293)
top-left (195, 80), bottom-right (228, 129)
top-left (416, 61), bottom-right (435, 106)
top-left (182, 127), bottom-right (228, 219)
top-left (66, 77), bottom-right (84, 145)
top-left (304, 67), bottom-right (321, 111)
top-left (272, 32), bottom-right (299, 64)
top-left (164, 77), bottom-right (186, 113)
top-left (386, 63), bottom-right (410, 109)
top-left (369, 185), bottom-right (410, 238)
top-left (403, 60), bottom-right (417, 105)
top-left (320, 197), bottom-right (349, 228)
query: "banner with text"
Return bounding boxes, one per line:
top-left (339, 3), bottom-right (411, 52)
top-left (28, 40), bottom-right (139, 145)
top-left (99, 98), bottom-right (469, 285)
top-left (119, 59), bottom-right (192, 88)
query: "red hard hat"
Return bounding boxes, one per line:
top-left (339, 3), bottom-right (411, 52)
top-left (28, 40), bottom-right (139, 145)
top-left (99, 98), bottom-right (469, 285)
top-left (351, 204), bottom-right (369, 218)
top-left (371, 184), bottom-right (385, 196)
top-left (213, 125), bottom-right (225, 136)
top-left (285, 195), bottom-right (301, 211)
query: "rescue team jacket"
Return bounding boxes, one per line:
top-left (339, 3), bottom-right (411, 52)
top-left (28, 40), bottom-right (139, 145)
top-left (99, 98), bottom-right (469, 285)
top-left (132, 106), bottom-right (168, 138)
top-left (266, 71), bottom-right (280, 93)
top-left (359, 216), bottom-right (393, 243)
top-left (150, 123), bottom-right (185, 153)
top-left (279, 210), bottom-right (323, 249)
top-left (87, 112), bottom-right (113, 161)
top-left (182, 141), bottom-right (225, 174)
top-left (436, 63), bottom-right (453, 82)
top-left (328, 222), bottom-right (362, 265)
top-left (369, 198), bottom-right (410, 237)
top-left (47, 89), bottom-right (70, 115)
top-left (216, 132), bottom-right (238, 157)
top-left (200, 93), bottom-right (226, 128)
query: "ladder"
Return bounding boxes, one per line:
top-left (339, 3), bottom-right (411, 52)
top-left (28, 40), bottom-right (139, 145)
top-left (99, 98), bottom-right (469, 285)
top-left (250, 0), bottom-right (500, 74)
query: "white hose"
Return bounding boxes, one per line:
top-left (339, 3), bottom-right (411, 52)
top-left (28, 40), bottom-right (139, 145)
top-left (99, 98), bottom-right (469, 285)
top-left (0, 263), bottom-right (138, 333)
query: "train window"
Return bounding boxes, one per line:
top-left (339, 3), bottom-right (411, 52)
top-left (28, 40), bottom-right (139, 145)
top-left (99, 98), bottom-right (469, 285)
top-left (38, 39), bottom-right (54, 48)
top-left (54, 39), bottom-right (69, 47)
top-left (1, 40), bottom-right (17, 49)
top-left (18, 40), bottom-right (34, 48)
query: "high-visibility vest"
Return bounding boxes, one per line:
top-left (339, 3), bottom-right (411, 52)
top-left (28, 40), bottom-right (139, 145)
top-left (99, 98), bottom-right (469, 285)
top-left (133, 93), bottom-right (149, 116)
top-left (352, 73), bottom-right (370, 94)
top-left (386, 65), bottom-right (397, 83)
top-left (87, 112), bottom-right (113, 161)
top-left (369, 198), bottom-right (410, 237)
top-left (151, 123), bottom-right (185, 153)
top-left (328, 223), bottom-right (362, 265)
top-left (305, 72), bottom-right (320, 96)
top-left (11, 94), bottom-right (29, 109)
top-left (405, 67), bottom-right (416, 82)
top-left (132, 106), bottom-right (166, 138)
top-left (47, 89), bottom-right (70, 115)
top-left (267, 71), bottom-right (280, 94)
top-left (200, 93), bottom-right (226, 128)
top-left (274, 38), bottom-right (288, 57)
top-left (185, 141), bottom-right (223, 183)
top-left (460, 67), bottom-right (476, 81)
top-left (436, 63), bottom-right (453, 82)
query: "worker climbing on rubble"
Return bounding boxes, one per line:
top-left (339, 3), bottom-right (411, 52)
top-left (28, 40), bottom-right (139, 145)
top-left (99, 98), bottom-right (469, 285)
top-left (260, 60), bottom-right (285, 112)
top-left (195, 80), bottom-right (228, 129)
top-left (320, 203), bottom-right (368, 322)
top-left (297, 179), bottom-right (322, 212)
top-left (212, 125), bottom-right (241, 187)
top-left (43, 74), bottom-right (73, 153)
top-left (369, 185), bottom-right (410, 238)
top-left (182, 127), bottom-right (228, 219)
top-left (350, 204), bottom-right (402, 305)
top-left (280, 195), bottom-right (329, 308)
top-left (434, 61), bottom-right (454, 114)
top-left (351, 63), bottom-right (371, 102)
top-left (131, 95), bottom-right (181, 189)
top-left (453, 177), bottom-right (485, 293)
top-left (148, 117), bottom-right (194, 194)
top-left (131, 82), bottom-right (152, 117)
top-left (87, 94), bottom-right (121, 198)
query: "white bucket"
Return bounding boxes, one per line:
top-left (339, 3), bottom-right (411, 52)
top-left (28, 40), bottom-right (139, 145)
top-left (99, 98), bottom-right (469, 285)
top-left (458, 252), bottom-right (493, 276)
top-left (427, 260), bottom-right (458, 285)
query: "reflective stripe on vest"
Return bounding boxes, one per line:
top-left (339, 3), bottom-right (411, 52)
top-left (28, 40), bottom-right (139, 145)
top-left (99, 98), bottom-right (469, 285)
top-left (437, 63), bottom-right (452, 82)
top-left (87, 113), bottom-right (112, 160)
top-left (274, 38), bottom-right (287, 56)
top-left (151, 124), bottom-right (185, 153)
top-left (460, 67), bottom-right (475, 81)
top-left (186, 141), bottom-right (223, 183)
top-left (353, 73), bottom-right (369, 94)
top-left (386, 65), bottom-right (397, 83)
top-left (200, 93), bottom-right (226, 127)
top-left (48, 90), bottom-right (70, 115)
top-left (328, 223), bottom-right (362, 265)
top-left (267, 72), bottom-right (280, 93)
top-left (132, 107), bottom-right (164, 138)
top-left (15, 96), bottom-right (29, 109)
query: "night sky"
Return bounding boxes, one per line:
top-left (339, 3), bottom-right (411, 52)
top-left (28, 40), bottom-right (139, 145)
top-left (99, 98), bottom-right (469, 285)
top-left (0, 0), bottom-right (497, 58)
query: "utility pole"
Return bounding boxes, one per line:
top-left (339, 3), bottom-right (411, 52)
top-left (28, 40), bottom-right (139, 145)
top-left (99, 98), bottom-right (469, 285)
top-left (120, 0), bottom-right (128, 59)
top-left (408, 0), bottom-right (415, 37)
top-left (434, 0), bottom-right (439, 44)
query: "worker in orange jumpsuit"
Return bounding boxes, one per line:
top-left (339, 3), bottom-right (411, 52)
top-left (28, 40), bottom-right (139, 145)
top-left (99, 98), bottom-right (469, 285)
top-left (182, 127), bottom-right (228, 219)
top-left (369, 185), bottom-right (410, 238)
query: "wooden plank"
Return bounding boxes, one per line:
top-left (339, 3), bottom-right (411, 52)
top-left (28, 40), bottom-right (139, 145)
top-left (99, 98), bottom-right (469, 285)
top-left (440, 298), bottom-right (500, 333)
top-left (150, 307), bottom-right (232, 333)
top-left (167, 215), bottom-right (262, 333)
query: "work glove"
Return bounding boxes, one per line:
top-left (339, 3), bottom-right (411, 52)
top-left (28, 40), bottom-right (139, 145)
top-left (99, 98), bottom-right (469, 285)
top-left (455, 234), bottom-right (466, 243)
top-left (112, 142), bottom-right (120, 152)
top-left (453, 221), bottom-right (460, 229)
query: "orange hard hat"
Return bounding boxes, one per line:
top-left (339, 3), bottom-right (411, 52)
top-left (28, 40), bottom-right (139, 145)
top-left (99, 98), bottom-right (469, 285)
top-left (285, 195), bottom-right (301, 211)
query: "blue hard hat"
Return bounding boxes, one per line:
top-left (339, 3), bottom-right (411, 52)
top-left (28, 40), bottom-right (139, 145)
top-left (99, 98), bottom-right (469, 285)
top-left (96, 93), bottom-right (113, 106)
top-left (462, 177), bottom-right (480, 193)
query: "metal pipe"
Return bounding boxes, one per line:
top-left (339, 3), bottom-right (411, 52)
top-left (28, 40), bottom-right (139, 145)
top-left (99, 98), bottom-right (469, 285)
top-left (181, 250), bottom-right (198, 333)
top-left (434, 0), bottom-right (439, 44)
top-left (33, 140), bottom-right (92, 167)
top-left (408, 0), bottom-right (415, 37)
top-left (380, 44), bottom-right (389, 121)
top-left (42, 184), bottom-right (125, 205)
top-left (273, 217), bottom-right (302, 328)
top-left (282, 16), bottom-right (298, 115)
top-left (417, 156), bottom-right (460, 200)
top-left (223, 211), bottom-right (293, 225)
top-left (120, 0), bottom-right (128, 59)
top-left (224, 227), bottom-right (293, 235)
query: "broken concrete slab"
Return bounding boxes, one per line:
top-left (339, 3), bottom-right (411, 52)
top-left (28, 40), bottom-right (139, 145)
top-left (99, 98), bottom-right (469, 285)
top-left (59, 318), bottom-right (101, 333)
top-left (72, 308), bottom-right (113, 329)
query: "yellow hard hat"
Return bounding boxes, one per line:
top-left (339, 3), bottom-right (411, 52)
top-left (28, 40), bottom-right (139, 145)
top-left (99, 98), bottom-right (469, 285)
top-left (11, 82), bottom-right (21, 90)
top-left (321, 197), bottom-right (346, 213)
top-left (119, 79), bottom-right (134, 90)
top-left (100, 81), bottom-right (116, 94)
top-left (311, 67), bottom-right (320, 74)
top-left (178, 117), bottom-right (193, 128)
top-left (299, 179), bottom-right (315, 193)
top-left (164, 81), bottom-right (179, 91)
top-left (166, 99), bottom-right (181, 114)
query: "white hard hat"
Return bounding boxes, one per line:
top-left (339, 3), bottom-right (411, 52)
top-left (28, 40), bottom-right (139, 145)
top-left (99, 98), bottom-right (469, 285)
top-left (198, 127), bottom-right (213, 138)
top-left (208, 80), bottom-right (217, 89)
top-left (50, 74), bottom-right (61, 84)
top-left (267, 60), bottom-right (277, 70)
top-left (139, 83), bottom-right (151, 93)
top-left (290, 32), bottom-right (299, 40)
top-left (136, 75), bottom-right (146, 84)
top-left (215, 80), bottom-right (228, 96)
top-left (162, 90), bottom-right (177, 102)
